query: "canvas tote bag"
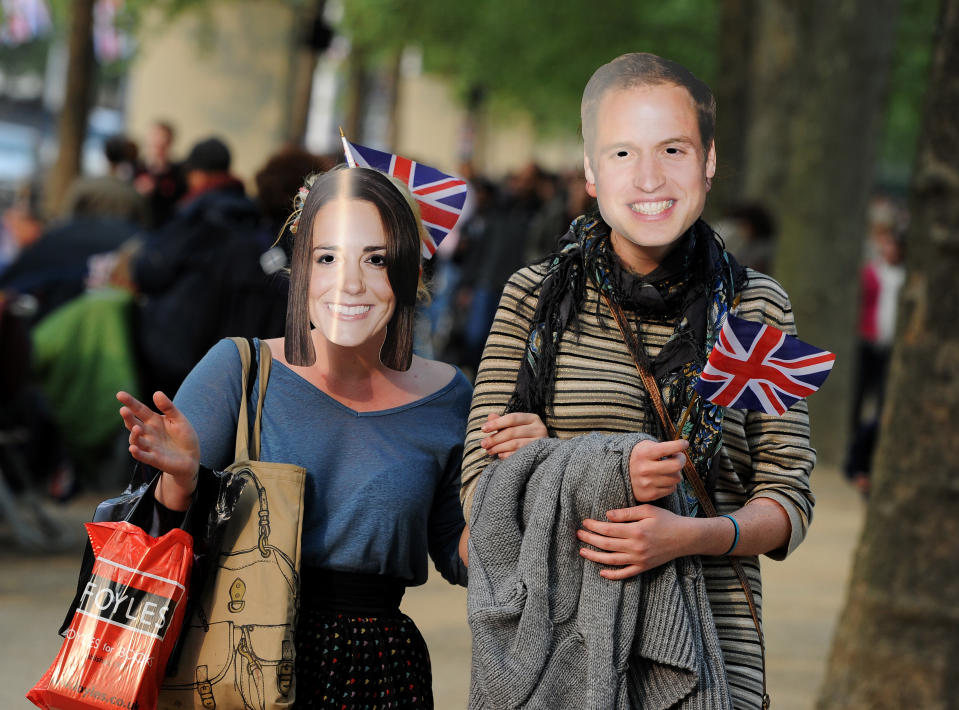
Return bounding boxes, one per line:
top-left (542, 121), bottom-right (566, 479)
top-left (158, 337), bottom-right (306, 710)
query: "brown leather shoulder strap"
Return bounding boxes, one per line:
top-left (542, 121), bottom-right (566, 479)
top-left (228, 337), bottom-right (274, 463)
top-left (230, 336), bottom-right (253, 462)
top-left (601, 292), bottom-right (770, 708)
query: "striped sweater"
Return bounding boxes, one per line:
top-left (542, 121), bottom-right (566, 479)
top-left (461, 262), bottom-right (816, 710)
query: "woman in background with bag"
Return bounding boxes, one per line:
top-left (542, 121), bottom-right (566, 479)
top-left (116, 165), bottom-right (471, 709)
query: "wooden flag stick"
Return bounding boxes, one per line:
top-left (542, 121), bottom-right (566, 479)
top-left (675, 390), bottom-right (699, 438)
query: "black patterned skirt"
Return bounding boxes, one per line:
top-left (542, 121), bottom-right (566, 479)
top-left (293, 568), bottom-right (433, 709)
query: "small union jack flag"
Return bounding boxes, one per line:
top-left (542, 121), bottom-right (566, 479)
top-left (694, 314), bottom-right (836, 416)
top-left (341, 136), bottom-right (468, 259)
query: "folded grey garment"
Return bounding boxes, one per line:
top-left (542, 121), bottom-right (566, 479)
top-left (467, 432), bottom-right (732, 710)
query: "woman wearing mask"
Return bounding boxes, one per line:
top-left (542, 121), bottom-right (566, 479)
top-left (117, 165), bottom-right (471, 709)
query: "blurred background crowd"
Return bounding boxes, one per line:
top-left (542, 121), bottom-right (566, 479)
top-left (0, 125), bottom-right (605, 501)
top-left (0, 0), bottom-right (930, 523)
top-left (0, 0), bottom-right (956, 705)
top-left (0, 113), bottom-right (910, 505)
top-left (0, 0), bottom-right (934, 525)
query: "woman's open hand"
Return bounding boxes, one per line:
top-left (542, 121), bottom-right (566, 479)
top-left (117, 390), bottom-right (200, 485)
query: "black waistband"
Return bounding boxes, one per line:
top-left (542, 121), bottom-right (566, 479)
top-left (300, 567), bottom-right (408, 615)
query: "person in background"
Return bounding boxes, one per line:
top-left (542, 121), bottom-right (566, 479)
top-left (716, 202), bottom-right (777, 274)
top-left (458, 162), bottom-right (543, 371)
top-left (1, 171), bottom-right (141, 321)
top-left (1, 168), bottom-right (146, 491)
top-left (0, 182), bottom-right (45, 275)
top-left (134, 120), bottom-right (187, 229)
top-left (132, 136), bottom-right (287, 398)
top-left (0, 287), bottom-right (75, 502)
top-left (63, 134), bottom-right (147, 226)
top-left (253, 144), bottom-right (337, 258)
top-left (117, 165), bottom-right (470, 709)
top-left (524, 167), bottom-right (596, 263)
top-left (845, 196), bottom-right (906, 497)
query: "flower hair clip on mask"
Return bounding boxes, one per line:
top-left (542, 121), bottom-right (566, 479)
top-left (288, 179), bottom-right (316, 236)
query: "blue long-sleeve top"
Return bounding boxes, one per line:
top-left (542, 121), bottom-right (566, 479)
top-left (174, 338), bottom-right (471, 587)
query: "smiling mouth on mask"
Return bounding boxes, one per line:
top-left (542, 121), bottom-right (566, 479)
top-left (328, 304), bottom-right (371, 316)
top-left (630, 199), bottom-right (675, 215)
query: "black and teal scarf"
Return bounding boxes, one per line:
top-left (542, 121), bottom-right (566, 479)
top-left (506, 213), bottom-right (747, 498)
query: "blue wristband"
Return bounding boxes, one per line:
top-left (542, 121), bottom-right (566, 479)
top-left (720, 514), bottom-right (740, 556)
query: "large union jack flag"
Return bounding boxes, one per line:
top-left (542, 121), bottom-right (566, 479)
top-left (341, 136), bottom-right (468, 259)
top-left (694, 314), bottom-right (836, 416)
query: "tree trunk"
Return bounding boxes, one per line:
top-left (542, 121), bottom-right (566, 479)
top-left (772, 0), bottom-right (900, 465)
top-left (44, 0), bottom-right (95, 217)
top-left (816, 2), bottom-right (959, 707)
top-left (458, 84), bottom-right (486, 171)
top-left (384, 48), bottom-right (403, 149)
top-left (285, 0), bottom-right (328, 146)
top-left (741, 0), bottom-right (804, 209)
top-left (707, 0), bottom-right (757, 220)
top-left (343, 43), bottom-right (370, 142)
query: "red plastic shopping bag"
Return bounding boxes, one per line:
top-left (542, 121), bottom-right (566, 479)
top-left (28, 521), bottom-right (193, 710)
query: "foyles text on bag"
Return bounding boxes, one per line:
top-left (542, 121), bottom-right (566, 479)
top-left (157, 337), bottom-right (306, 710)
top-left (28, 521), bottom-right (193, 710)
top-left (57, 460), bottom-right (241, 682)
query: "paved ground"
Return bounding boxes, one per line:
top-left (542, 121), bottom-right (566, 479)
top-left (1, 466), bottom-right (863, 709)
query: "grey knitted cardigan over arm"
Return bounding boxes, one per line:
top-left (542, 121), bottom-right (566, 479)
top-left (466, 432), bottom-right (732, 710)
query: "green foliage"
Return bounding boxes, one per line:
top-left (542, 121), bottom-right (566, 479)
top-left (0, 37), bottom-right (50, 75)
top-left (32, 0), bottom-right (68, 26)
top-left (341, 0), bottom-right (719, 132)
top-left (341, 0), bottom-right (938, 172)
top-left (877, 0), bottom-right (939, 187)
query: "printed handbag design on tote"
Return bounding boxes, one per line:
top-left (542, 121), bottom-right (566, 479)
top-left (157, 338), bottom-right (306, 710)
